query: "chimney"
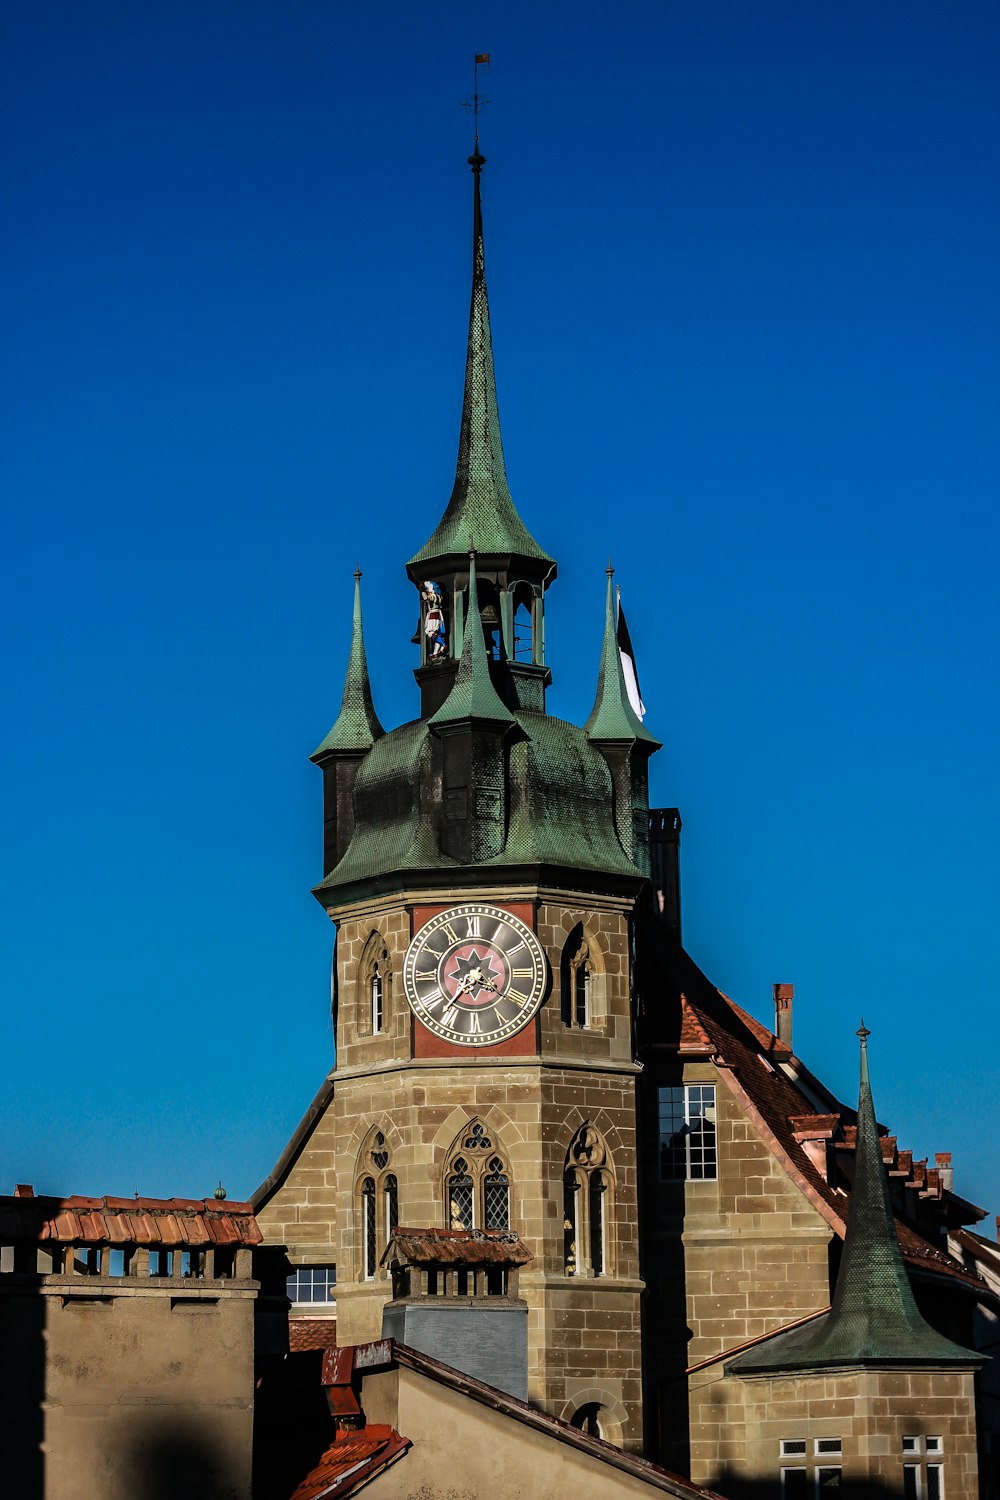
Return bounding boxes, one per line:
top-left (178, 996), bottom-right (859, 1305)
top-left (934, 1152), bottom-right (953, 1192)
top-left (649, 808), bottom-right (682, 940)
top-left (773, 984), bottom-right (794, 1051)
top-left (13, 1184), bottom-right (34, 1198)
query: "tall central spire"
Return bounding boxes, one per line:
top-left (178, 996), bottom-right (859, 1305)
top-left (408, 146), bottom-right (553, 571)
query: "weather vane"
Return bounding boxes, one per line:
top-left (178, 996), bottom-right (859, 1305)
top-left (461, 52), bottom-right (491, 149)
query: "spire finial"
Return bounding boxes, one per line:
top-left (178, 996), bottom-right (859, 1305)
top-left (310, 568), bottom-right (384, 760)
top-left (585, 568), bottom-right (659, 748)
top-left (857, 1019), bottom-right (871, 1042)
top-left (468, 53), bottom-right (490, 168)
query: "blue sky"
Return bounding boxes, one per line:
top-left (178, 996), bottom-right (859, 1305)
top-left (3, 2), bottom-right (999, 1220)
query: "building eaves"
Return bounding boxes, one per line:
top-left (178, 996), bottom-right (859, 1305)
top-left (381, 1226), bottom-right (532, 1269)
top-left (391, 1342), bottom-right (725, 1499)
top-left (0, 1193), bottom-right (262, 1246)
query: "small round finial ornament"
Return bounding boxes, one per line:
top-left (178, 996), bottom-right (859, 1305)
top-left (214, 1182), bottom-right (227, 1201)
top-left (856, 1019), bottom-right (871, 1042)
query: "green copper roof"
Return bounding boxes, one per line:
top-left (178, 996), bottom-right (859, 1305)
top-left (408, 153), bottom-right (553, 571)
top-left (310, 571), bottom-right (384, 760)
top-left (428, 553), bottom-right (515, 731)
top-left (584, 573), bottom-right (659, 747)
top-left (315, 707), bottom-right (641, 897)
top-left (731, 1029), bottom-right (980, 1373)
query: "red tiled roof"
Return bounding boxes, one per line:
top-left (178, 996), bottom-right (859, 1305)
top-left (287, 1425), bottom-right (409, 1500)
top-left (678, 993), bottom-right (713, 1052)
top-left (289, 1318), bottom-right (338, 1353)
top-left (0, 1193), bottom-right (262, 1247)
top-left (383, 1226), bottom-right (532, 1267)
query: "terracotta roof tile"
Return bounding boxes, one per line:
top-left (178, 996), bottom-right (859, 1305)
top-left (678, 994), bottom-right (713, 1052)
top-left (289, 1318), bottom-right (339, 1353)
top-left (383, 1226), bottom-right (532, 1267)
top-left (287, 1426), bottom-right (409, 1500)
top-left (0, 1193), bottom-right (262, 1247)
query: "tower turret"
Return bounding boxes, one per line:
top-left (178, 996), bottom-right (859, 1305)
top-left (310, 568), bottom-right (384, 876)
top-left (585, 568), bottom-right (660, 873)
top-left (407, 145), bottom-right (555, 718)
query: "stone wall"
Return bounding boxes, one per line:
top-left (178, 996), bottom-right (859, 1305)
top-left (688, 1367), bottom-right (979, 1500)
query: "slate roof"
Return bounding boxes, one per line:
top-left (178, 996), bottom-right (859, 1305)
top-left (0, 1191), bottom-right (262, 1247)
top-left (407, 154), bottom-right (553, 574)
top-left (637, 912), bottom-right (989, 1300)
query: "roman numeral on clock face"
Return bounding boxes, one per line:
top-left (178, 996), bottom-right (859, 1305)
top-left (440, 1005), bottom-right (460, 1030)
top-left (465, 915), bottom-right (481, 938)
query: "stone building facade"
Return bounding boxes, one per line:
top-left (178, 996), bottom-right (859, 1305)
top-left (253, 139), bottom-right (998, 1498)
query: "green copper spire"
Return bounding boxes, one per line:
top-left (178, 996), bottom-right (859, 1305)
top-left (408, 149), bottom-right (553, 571)
top-left (731, 1026), bottom-right (980, 1373)
top-left (310, 569), bottom-right (384, 760)
top-left (428, 552), bottom-right (515, 729)
top-left (584, 568), bottom-right (659, 747)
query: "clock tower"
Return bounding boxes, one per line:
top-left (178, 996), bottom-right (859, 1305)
top-left (255, 141), bottom-right (660, 1453)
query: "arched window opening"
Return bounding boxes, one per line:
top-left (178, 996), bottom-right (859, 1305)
top-left (560, 923), bottom-right (601, 1030)
top-left (448, 1157), bottom-right (474, 1230)
top-left (563, 1122), bottom-right (615, 1277)
top-left (589, 1170), bottom-right (607, 1277)
top-left (362, 1177), bottom-right (377, 1280)
top-left (444, 1120), bottom-right (514, 1236)
top-left (563, 1171), bottom-right (580, 1276)
top-left (358, 931), bottom-right (391, 1037)
top-left (571, 1403), bottom-right (604, 1439)
top-left (484, 1157), bottom-right (510, 1231)
top-left (512, 583), bottom-right (534, 662)
top-left (476, 580), bottom-right (503, 660)
top-left (357, 1127), bottom-right (399, 1281)
top-left (384, 1174), bottom-right (399, 1245)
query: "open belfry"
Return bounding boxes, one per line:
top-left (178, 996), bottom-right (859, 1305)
top-left (251, 133), bottom-right (998, 1498)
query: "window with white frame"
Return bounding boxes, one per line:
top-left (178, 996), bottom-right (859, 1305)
top-left (901, 1438), bottom-right (944, 1500)
top-left (658, 1084), bottom-right (718, 1180)
top-left (779, 1439), bottom-right (842, 1498)
top-left (287, 1265), bottom-right (337, 1304)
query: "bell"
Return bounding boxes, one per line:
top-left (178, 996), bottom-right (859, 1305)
top-left (480, 602), bottom-right (500, 626)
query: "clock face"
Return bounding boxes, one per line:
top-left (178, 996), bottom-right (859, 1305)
top-left (402, 903), bottom-right (548, 1047)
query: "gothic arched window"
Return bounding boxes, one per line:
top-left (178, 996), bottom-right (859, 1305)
top-left (356, 1128), bottom-right (399, 1281)
top-left (560, 923), bottom-right (603, 1030)
top-left (443, 1120), bottom-right (513, 1233)
top-left (358, 931), bottom-right (391, 1037)
top-left (562, 1122), bottom-right (615, 1278)
top-left (361, 1177), bottom-right (377, 1280)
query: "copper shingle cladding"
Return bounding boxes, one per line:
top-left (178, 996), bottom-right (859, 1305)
top-left (0, 1193), bottom-right (262, 1247)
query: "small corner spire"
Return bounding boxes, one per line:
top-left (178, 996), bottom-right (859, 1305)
top-left (428, 551), bottom-right (514, 730)
top-left (585, 569), bottom-right (659, 747)
top-left (310, 569), bottom-right (384, 760)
